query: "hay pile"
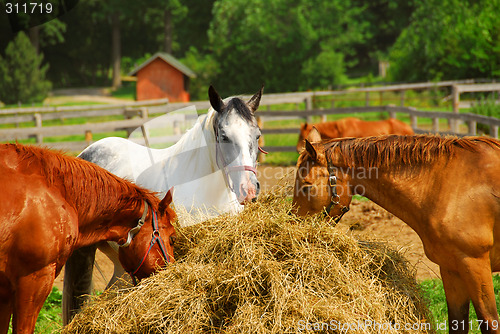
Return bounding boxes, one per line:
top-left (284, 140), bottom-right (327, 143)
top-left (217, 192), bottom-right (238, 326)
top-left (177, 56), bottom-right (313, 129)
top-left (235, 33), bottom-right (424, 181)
top-left (64, 186), bottom-right (432, 334)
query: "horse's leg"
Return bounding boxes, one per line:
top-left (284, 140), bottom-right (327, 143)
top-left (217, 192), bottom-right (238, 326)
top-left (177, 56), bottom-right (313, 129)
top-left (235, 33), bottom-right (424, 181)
top-left (0, 297), bottom-right (12, 334)
top-left (12, 266), bottom-right (55, 334)
top-left (97, 241), bottom-right (131, 290)
top-left (456, 257), bottom-right (499, 334)
top-left (440, 267), bottom-right (471, 334)
top-left (62, 244), bottom-right (97, 325)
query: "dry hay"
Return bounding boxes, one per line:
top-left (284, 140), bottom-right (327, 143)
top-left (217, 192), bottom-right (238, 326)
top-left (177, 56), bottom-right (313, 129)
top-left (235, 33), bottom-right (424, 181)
top-left (64, 185), bottom-right (432, 334)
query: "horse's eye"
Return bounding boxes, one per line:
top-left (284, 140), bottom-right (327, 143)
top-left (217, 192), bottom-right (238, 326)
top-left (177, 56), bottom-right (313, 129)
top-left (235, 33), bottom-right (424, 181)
top-left (221, 134), bottom-right (229, 142)
top-left (256, 134), bottom-right (261, 140)
top-left (169, 235), bottom-right (176, 246)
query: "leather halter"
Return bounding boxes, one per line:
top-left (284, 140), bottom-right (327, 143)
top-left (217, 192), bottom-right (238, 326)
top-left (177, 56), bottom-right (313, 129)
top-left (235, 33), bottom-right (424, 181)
top-left (324, 160), bottom-right (350, 224)
top-left (118, 201), bottom-right (171, 283)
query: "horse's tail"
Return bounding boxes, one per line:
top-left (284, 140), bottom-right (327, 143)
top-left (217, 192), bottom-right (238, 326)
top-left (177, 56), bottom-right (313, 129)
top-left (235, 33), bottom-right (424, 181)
top-left (62, 244), bottom-right (97, 325)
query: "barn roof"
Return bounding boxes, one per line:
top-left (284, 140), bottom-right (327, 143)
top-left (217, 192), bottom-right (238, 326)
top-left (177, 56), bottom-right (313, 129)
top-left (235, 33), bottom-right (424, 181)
top-left (128, 52), bottom-right (196, 78)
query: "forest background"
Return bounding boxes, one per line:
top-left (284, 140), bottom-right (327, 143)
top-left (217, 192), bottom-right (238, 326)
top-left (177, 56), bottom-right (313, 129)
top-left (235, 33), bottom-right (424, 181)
top-left (0, 0), bottom-right (499, 104)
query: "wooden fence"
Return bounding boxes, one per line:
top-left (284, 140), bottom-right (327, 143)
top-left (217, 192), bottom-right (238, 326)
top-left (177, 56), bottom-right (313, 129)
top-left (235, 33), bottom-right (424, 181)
top-left (256, 105), bottom-right (500, 153)
top-left (0, 80), bottom-right (499, 153)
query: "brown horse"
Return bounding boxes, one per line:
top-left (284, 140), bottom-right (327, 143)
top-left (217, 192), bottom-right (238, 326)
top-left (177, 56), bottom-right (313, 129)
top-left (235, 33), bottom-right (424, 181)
top-left (296, 117), bottom-right (414, 152)
top-left (292, 129), bottom-right (500, 334)
top-left (0, 143), bottom-right (176, 334)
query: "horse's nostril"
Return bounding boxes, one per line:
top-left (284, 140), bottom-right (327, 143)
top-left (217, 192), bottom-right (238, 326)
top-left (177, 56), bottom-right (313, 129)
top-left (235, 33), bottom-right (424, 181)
top-left (256, 181), bottom-right (261, 195)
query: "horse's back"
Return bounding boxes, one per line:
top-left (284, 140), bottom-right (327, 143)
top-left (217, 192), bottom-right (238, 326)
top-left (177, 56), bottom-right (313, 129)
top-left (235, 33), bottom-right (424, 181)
top-left (388, 118), bottom-right (414, 135)
top-left (316, 119), bottom-right (357, 138)
top-left (80, 137), bottom-right (132, 172)
top-left (80, 137), bottom-right (163, 183)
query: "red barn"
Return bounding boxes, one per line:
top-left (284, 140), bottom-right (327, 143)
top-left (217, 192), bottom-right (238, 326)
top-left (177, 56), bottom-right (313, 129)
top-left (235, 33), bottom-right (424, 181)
top-left (129, 52), bottom-right (196, 102)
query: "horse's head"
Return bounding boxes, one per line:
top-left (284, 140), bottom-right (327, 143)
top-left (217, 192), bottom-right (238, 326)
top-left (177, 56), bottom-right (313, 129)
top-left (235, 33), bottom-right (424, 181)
top-left (292, 127), bottom-right (352, 221)
top-left (118, 189), bottom-right (176, 280)
top-left (209, 85), bottom-right (263, 204)
top-left (296, 123), bottom-right (314, 152)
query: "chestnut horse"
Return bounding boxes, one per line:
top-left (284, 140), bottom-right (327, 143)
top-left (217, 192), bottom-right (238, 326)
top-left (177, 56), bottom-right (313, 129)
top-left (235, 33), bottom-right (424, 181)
top-left (292, 129), bottom-right (500, 334)
top-left (296, 117), bottom-right (414, 152)
top-left (0, 143), bottom-right (176, 334)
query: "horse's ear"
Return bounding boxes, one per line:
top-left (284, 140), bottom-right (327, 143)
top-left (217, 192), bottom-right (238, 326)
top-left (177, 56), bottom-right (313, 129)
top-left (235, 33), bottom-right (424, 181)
top-left (247, 85), bottom-right (264, 113)
top-left (209, 85), bottom-right (224, 113)
top-left (304, 139), bottom-right (318, 161)
top-left (159, 187), bottom-right (174, 213)
top-left (307, 126), bottom-right (322, 143)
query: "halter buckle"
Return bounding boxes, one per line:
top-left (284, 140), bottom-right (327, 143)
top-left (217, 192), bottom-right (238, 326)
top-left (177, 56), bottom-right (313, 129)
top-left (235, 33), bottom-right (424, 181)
top-left (329, 175), bottom-right (337, 187)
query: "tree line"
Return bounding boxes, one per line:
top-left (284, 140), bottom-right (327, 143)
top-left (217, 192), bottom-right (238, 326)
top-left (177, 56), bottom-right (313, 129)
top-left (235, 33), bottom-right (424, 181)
top-left (0, 0), bottom-right (499, 104)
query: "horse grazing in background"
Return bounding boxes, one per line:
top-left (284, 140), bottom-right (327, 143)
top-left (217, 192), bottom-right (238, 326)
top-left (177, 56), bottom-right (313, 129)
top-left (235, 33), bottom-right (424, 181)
top-left (0, 143), bottom-right (176, 334)
top-left (292, 129), bottom-right (500, 333)
top-left (296, 117), bottom-right (414, 152)
top-left (63, 85), bottom-right (265, 324)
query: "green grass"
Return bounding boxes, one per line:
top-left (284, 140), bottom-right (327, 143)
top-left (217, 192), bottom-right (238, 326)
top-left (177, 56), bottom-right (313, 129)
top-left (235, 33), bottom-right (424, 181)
top-left (111, 82), bottom-right (136, 100)
top-left (420, 275), bottom-right (500, 333)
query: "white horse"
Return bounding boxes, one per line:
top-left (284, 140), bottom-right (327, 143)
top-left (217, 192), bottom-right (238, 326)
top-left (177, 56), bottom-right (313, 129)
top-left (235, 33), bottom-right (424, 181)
top-left (62, 86), bottom-right (264, 324)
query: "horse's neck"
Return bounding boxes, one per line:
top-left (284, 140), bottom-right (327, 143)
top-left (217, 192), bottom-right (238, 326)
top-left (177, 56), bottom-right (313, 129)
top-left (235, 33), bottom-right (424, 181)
top-left (349, 166), bottom-right (429, 231)
top-left (75, 193), bottom-right (142, 248)
top-left (161, 110), bottom-right (218, 179)
top-left (142, 110), bottom-right (240, 220)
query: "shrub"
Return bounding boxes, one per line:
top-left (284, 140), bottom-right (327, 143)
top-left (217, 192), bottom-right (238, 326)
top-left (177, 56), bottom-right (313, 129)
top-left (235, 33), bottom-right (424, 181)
top-left (0, 32), bottom-right (52, 105)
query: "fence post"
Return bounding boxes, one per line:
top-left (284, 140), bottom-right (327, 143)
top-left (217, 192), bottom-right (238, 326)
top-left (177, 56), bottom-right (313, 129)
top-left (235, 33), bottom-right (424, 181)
top-left (305, 96), bottom-right (312, 123)
top-left (85, 130), bottom-right (93, 146)
top-left (451, 85), bottom-right (460, 132)
top-left (388, 108), bottom-right (396, 119)
top-left (399, 90), bottom-right (405, 107)
top-left (34, 113), bottom-right (43, 143)
top-left (432, 118), bottom-right (440, 133)
top-left (410, 114), bottom-right (418, 130)
top-left (257, 116), bottom-right (265, 163)
top-left (321, 100), bottom-right (329, 123)
top-left (140, 107), bottom-right (149, 120)
top-left (490, 125), bottom-right (499, 139)
top-left (365, 92), bottom-right (370, 106)
top-left (467, 120), bottom-right (477, 136)
top-left (408, 108), bottom-right (418, 129)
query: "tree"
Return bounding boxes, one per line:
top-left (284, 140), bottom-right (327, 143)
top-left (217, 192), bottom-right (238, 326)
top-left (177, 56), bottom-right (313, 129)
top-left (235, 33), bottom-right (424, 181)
top-left (140, 0), bottom-right (187, 55)
top-left (180, 46), bottom-right (218, 100)
top-left (351, 0), bottom-right (415, 75)
top-left (208, 0), bottom-right (366, 95)
top-left (0, 32), bottom-right (52, 105)
top-left (28, 19), bottom-right (66, 55)
top-left (388, 0), bottom-right (500, 81)
top-left (89, 0), bottom-right (143, 89)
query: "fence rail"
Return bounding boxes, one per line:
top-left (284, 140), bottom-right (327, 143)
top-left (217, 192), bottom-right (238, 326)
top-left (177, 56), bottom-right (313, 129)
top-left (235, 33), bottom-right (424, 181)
top-left (257, 105), bottom-right (499, 153)
top-left (0, 81), bottom-right (499, 153)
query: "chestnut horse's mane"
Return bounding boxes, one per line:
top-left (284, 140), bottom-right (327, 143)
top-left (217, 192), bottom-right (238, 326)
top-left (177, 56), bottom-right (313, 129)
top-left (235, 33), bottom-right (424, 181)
top-left (10, 143), bottom-right (158, 218)
top-left (324, 135), bottom-right (500, 169)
